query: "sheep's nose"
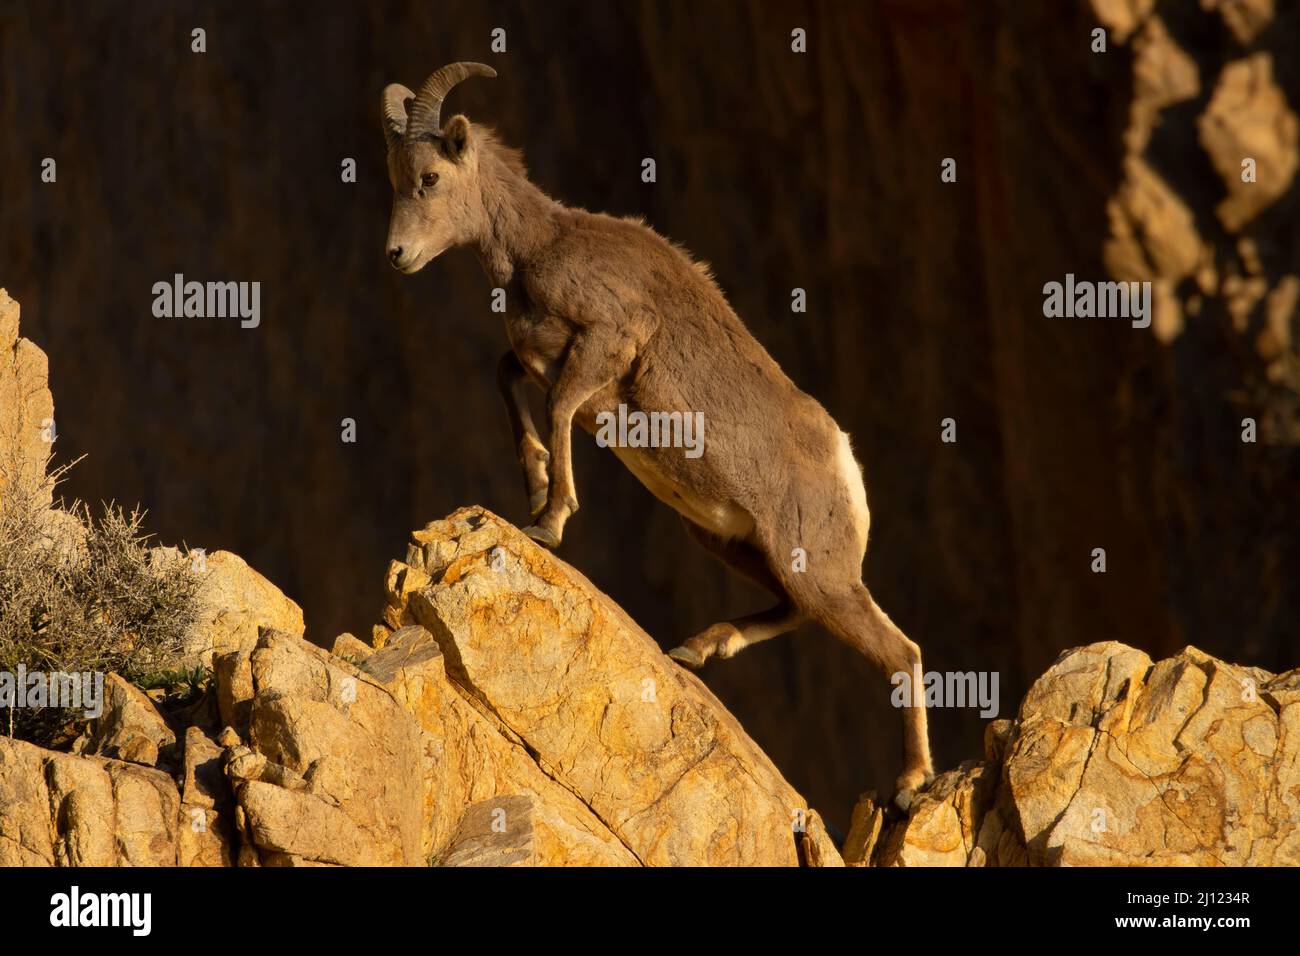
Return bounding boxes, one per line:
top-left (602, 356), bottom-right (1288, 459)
top-left (388, 246), bottom-right (404, 265)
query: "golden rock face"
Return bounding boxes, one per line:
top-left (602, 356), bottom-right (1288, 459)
top-left (867, 641), bottom-right (1300, 867)
top-left (2, 499), bottom-right (1296, 867)
top-left (387, 506), bottom-right (841, 867)
top-left (0, 289), bottom-right (55, 522)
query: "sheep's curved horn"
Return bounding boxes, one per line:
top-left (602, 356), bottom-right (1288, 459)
top-left (404, 62), bottom-right (496, 141)
top-left (382, 83), bottom-right (414, 148)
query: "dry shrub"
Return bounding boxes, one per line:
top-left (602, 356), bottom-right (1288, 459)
top-left (0, 458), bottom-right (201, 744)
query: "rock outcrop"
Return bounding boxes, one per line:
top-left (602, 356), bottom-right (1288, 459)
top-left (12, 608), bottom-right (1295, 869)
top-left (0, 500), bottom-right (845, 866)
top-left (374, 508), bottom-right (841, 867)
top-left (187, 550), bottom-right (307, 668)
top-left (851, 641), bottom-right (1300, 866)
top-left (220, 629), bottom-right (425, 866)
top-left (358, 624), bottom-right (639, 866)
top-left (145, 544), bottom-right (307, 669)
top-left (3, 495), bottom-right (1298, 865)
top-left (72, 673), bottom-right (177, 768)
top-left (0, 290), bottom-right (57, 534)
top-left (206, 506), bottom-right (841, 866)
top-left (0, 737), bottom-right (182, 866)
top-left (0, 289), bottom-right (53, 518)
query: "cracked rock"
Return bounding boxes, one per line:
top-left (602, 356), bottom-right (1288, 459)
top-left (385, 506), bottom-right (842, 867)
top-left (870, 641), bottom-right (1300, 866)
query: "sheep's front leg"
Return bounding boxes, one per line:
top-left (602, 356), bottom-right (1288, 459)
top-left (496, 352), bottom-right (550, 516)
top-left (523, 331), bottom-right (634, 549)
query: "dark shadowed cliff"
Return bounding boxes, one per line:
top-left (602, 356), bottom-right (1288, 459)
top-left (1, 0), bottom-right (1297, 825)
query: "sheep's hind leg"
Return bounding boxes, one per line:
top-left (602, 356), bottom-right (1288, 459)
top-left (668, 519), bottom-right (804, 668)
top-left (668, 603), bottom-right (804, 669)
top-left (793, 579), bottom-right (934, 810)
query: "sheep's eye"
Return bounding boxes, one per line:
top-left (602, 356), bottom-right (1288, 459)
top-left (421, 172), bottom-right (438, 188)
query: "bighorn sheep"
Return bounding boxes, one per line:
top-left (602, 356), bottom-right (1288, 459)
top-left (381, 63), bottom-right (934, 806)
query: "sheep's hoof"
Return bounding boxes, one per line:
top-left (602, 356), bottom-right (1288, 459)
top-left (522, 525), bottom-right (560, 549)
top-left (528, 491), bottom-right (547, 516)
top-left (667, 646), bottom-right (705, 670)
top-left (892, 770), bottom-right (935, 813)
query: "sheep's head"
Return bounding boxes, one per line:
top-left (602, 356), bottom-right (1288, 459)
top-left (381, 62), bottom-right (496, 274)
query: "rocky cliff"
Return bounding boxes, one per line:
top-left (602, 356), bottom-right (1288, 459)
top-left (3, 289), bottom-right (1299, 865)
top-left (1, 500), bottom-right (846, 866)
top-left (6, 289), bottom-right (1300, 865)
top-left (6, 502), bottom-right (1299, 867)
top-left (854, 642), bottom-right (1300, 866)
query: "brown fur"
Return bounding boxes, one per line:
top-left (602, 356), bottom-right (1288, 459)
top-left (384, 101), bottom-right (934, 805)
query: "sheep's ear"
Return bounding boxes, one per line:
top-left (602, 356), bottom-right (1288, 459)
top-left (440, 115), bottom-right (472, 161)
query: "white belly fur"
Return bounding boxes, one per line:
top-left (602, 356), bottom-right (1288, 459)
top-left (611, 445), bottom-right (753, 540)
